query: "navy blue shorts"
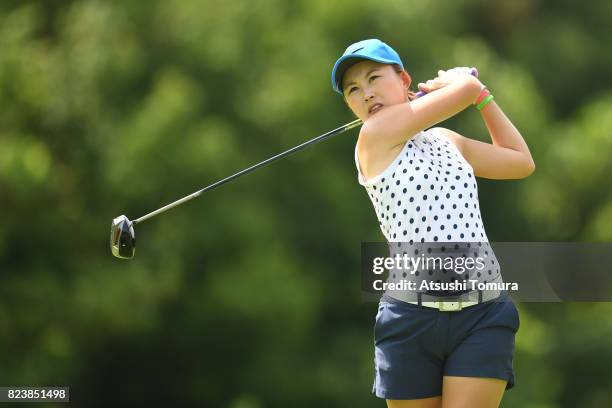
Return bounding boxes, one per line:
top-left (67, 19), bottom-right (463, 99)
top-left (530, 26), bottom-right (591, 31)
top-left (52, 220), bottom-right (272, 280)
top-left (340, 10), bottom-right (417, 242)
top-left (372, 291), bottom-right (520, 400)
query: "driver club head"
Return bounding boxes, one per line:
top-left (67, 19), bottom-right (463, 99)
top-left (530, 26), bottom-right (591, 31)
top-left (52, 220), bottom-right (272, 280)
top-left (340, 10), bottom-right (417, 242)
top-left (110, 215), bottom-right (136, 259)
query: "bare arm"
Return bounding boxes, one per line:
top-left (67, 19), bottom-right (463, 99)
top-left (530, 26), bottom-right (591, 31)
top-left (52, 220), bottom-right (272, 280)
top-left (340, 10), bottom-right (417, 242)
top-left (434, 99), bottom-right (536, 179)
top-left (359, 75), bottom-right (483, 153)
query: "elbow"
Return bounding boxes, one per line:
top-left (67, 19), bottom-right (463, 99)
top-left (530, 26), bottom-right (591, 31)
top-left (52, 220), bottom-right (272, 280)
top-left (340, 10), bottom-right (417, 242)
top-left (528, 161), bottom-right (536, 176)
top-left (520, 158), bottom-right (536, 178)
top-left (526, 155), bottom-right (536, 175)
top-left (504, 157), bottom-right (535, 180)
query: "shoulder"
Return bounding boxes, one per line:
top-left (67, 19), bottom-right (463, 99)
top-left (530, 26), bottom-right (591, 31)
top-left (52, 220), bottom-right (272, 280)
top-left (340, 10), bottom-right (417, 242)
top-left (429, 127), bottom-right (466, 156)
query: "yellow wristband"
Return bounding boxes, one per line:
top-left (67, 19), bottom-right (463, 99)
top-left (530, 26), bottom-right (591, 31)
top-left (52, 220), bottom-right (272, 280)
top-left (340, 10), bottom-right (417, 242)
top-left (476, 94), bottom-right (494, 111)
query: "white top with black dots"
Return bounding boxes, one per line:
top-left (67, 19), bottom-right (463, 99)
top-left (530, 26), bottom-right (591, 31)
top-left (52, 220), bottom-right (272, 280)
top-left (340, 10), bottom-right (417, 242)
top-left (355, 127), bottom-right (488, 243)
top-left (355, 127), bottom-right (503, 291)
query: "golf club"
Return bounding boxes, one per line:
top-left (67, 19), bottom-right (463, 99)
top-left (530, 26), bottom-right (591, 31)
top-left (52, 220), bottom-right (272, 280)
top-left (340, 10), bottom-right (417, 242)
top-left (110, 119), bottom-right (361, 259)
top-left (110, 67), bottom-right (478, 259)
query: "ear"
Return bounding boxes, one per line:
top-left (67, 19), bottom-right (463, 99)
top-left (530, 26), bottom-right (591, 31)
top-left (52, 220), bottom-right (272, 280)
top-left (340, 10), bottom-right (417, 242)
top-left (400, 70), bottom-right (412, 89)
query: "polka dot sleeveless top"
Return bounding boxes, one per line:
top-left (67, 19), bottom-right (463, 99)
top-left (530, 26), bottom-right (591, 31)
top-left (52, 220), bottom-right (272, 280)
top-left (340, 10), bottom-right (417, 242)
top-left (355, 127), bottom-right (502, 286)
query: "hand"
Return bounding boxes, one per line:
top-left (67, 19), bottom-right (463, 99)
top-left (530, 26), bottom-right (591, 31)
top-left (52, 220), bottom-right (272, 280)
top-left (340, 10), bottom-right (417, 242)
top-left (417, 67), bottom-right (478, 93)
top-left (446, 66), bottom-right (476, 76)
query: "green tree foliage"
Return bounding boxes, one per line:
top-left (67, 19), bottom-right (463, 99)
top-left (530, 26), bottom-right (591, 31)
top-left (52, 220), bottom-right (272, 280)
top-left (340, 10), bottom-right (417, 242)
top-left (1, 0), bottom-right (611, 406)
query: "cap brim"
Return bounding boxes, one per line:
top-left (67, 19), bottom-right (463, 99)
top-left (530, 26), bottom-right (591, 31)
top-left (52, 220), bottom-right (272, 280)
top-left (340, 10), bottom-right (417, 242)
top-left (332, 55), bottom-right (399, 94)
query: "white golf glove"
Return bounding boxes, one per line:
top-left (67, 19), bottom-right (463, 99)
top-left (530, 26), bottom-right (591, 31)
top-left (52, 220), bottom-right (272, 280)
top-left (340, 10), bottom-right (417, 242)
top-left (445, 66), bottom-right (477, 76)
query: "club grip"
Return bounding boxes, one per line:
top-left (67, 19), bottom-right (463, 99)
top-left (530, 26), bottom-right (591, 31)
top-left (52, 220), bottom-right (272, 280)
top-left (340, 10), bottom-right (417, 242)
top-left (415, 67), bottom-right (479, 98)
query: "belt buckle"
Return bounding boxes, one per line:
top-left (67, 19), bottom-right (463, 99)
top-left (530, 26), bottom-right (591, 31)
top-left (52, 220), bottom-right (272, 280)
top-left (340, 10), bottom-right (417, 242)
top-left (438, 300), bottom-right (462, 311)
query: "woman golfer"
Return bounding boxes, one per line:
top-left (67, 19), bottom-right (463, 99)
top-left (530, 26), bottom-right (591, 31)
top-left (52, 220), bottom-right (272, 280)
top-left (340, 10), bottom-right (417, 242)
top-left (331, 39), bottom-right (534, 407)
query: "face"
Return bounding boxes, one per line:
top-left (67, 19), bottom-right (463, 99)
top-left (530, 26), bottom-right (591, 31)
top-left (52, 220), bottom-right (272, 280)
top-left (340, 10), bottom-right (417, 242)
top-left (341, 60), bottom-right (412, 121)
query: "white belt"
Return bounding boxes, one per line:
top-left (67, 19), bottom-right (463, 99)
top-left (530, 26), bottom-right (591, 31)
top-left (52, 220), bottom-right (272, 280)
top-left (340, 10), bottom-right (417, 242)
top-left (407, 299), bottom-right (479, 311)
top-left (395, 289), bottom-right (501, 311)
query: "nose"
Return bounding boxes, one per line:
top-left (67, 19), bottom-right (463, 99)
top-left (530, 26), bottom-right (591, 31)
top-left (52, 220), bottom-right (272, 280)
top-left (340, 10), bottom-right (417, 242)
top-left (364, 89), bottom-right (375, 102)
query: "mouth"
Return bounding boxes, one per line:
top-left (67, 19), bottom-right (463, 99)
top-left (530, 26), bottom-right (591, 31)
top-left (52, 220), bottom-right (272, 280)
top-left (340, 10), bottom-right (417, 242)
top-left (368, 103), bottom-right (383, 115)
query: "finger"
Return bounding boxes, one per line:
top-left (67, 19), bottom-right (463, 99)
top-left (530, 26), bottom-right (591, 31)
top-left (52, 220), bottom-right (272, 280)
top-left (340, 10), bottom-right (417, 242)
top-left (427, 79), bottom-right (438, 88)
top-left (450, 67), bottom-right (473, 75)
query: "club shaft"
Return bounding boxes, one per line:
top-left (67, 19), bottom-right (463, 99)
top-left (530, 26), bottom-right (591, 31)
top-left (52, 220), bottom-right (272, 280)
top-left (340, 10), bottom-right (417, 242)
top-left (133, 118), bottom-right (363, 224)
top-left (133, 67), bottom-right (479, 225)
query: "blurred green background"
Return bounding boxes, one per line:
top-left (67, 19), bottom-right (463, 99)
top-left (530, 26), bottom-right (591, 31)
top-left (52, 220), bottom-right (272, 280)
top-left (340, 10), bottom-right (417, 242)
top-left (1, 0), bottom-right (612, 406)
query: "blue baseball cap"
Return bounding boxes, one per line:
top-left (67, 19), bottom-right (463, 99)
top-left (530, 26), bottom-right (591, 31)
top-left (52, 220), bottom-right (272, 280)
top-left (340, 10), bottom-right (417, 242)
top-left (331, 39), bottom-right (404, 95)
